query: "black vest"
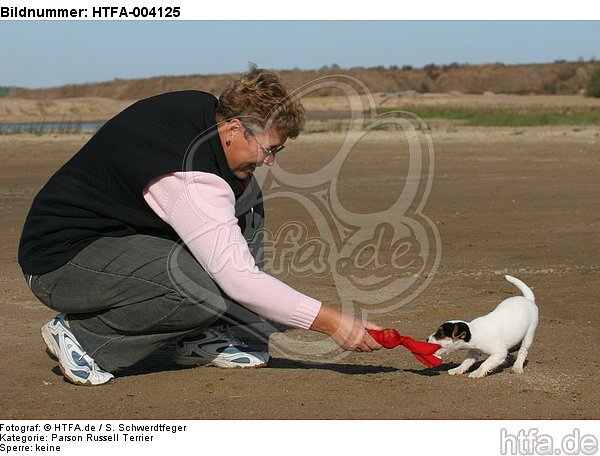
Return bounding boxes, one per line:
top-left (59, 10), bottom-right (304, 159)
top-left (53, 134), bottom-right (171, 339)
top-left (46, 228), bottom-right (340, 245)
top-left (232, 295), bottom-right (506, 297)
top-left (18, 91), bottom-right (247, 275)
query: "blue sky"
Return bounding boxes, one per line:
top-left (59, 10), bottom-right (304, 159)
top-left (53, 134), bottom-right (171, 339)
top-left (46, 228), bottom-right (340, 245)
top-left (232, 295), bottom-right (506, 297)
top-left (1, 21), bottom-right (598, 88)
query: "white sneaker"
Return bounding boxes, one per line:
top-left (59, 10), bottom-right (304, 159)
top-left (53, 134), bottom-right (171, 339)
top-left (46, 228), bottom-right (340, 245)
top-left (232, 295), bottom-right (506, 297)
top-left (175, 326), bottom-right (269, 368)
top-left (41, 313), bottom-right (114, 386)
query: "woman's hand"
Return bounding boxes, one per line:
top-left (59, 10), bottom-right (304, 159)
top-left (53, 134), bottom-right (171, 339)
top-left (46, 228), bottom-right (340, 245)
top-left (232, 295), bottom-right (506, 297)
top-left (309, 305), bottom-right (384, 352)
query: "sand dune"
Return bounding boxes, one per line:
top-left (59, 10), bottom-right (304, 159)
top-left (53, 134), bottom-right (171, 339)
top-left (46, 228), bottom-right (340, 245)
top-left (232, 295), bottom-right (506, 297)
top-left (2, 93), bottom-right (600, 125)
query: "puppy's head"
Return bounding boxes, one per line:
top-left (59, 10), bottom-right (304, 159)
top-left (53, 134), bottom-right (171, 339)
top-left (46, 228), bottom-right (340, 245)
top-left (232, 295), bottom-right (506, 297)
top-left (427, 321), bottom-right (472, 356)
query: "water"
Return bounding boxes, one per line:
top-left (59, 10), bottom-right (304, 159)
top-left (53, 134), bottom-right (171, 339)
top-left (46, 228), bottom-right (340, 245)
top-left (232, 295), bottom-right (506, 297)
top-left (0, 121), bottom-right (103, 134)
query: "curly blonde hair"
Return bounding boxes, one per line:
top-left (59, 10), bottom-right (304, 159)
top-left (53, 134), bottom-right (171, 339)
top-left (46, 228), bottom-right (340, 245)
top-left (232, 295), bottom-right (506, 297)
top-left (215, 65), bottom-right (305, 139)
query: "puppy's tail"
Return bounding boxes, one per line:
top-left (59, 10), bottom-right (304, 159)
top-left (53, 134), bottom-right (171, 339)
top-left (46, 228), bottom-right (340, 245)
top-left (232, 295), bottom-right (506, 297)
top-left (505, 275), bottom-right (535, 301)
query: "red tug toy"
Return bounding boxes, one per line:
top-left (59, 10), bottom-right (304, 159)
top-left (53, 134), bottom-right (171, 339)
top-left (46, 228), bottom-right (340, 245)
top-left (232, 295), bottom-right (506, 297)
top-left (368, 328), bottom-right (443, 368)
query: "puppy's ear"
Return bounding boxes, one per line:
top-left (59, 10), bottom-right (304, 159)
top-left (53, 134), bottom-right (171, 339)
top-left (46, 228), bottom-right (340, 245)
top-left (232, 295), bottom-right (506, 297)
top-left (434, 326), bottom-right (444, 338)
top-left (435, 323), bottom-right (452, 339)
top-left (451, 322), bottom-right (471, 342)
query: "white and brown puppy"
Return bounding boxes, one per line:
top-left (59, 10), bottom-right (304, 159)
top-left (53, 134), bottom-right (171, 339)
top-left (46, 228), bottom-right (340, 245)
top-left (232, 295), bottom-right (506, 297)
top-left (428, 275), bottom-right (538, 378)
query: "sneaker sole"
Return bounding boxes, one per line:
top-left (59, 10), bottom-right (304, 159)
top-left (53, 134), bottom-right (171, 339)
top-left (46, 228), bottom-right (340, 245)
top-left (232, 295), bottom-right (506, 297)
top-left (41, 321), bottom-right (113, 386)
top-left (56, 363), bottom-right (113, 386)
top-left (175, 356), bottom-right (269, 369)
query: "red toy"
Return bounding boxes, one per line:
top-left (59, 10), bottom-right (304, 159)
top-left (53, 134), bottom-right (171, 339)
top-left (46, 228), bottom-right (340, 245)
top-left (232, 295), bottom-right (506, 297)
top-left (368, 328), bottom-right (442, 368)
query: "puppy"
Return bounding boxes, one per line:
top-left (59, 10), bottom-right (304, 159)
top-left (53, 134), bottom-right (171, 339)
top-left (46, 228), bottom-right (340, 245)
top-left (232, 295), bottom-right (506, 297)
top-left (427, 275), bottom-right (538, 378)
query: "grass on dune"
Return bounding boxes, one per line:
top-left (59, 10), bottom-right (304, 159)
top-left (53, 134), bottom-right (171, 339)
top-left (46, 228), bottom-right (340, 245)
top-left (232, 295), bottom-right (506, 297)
top-left (381, 107), bottom-right (600, 127)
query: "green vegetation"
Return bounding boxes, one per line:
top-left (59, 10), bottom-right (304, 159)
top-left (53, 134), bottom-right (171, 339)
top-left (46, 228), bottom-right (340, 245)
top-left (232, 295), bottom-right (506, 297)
top-left (303, 106), bottom-right (600, 133)
top-left (586, 67), bottom-right (600, 98)
top-left (304, 107), bottom-right (600, 133)
top-left (379, 107), bottom-right (600, 127)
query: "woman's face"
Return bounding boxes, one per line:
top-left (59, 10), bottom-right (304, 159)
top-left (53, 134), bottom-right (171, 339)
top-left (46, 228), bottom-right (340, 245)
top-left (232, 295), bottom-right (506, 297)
top-left (222, 119), bottom-right (286, 181)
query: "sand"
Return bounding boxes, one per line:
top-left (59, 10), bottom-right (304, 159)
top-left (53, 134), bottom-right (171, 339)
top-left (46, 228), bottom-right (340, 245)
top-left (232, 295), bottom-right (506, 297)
top-left (0, 118), bottom-right (599, 419)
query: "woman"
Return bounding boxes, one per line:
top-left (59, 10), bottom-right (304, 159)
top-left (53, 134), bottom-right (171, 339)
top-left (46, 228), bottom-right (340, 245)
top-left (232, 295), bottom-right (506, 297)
top-left (18, 66), bottom-right (382, 386)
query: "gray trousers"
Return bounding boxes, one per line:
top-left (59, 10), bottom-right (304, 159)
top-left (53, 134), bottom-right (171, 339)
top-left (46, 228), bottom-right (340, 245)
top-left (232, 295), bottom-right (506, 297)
top-left (25, 208), bottom-right (266, 372)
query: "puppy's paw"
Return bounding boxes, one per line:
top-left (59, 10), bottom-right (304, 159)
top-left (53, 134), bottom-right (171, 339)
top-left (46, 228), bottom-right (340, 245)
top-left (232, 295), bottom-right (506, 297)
top-left (448, 367), bottom-right (466, 376)
top-left (511, 365), bottom-right (524, 374)
top-left (468, 370), bottom-right (487, 379)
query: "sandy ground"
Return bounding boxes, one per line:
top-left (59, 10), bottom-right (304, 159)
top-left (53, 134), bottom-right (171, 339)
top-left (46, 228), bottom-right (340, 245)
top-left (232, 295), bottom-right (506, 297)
top-left (0, 123), bottom-right (599, 419)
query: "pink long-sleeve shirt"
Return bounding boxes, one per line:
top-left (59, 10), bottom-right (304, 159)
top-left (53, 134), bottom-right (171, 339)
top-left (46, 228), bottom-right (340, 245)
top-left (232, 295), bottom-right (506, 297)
top-left (143, 171), bottom-right (322, 329)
